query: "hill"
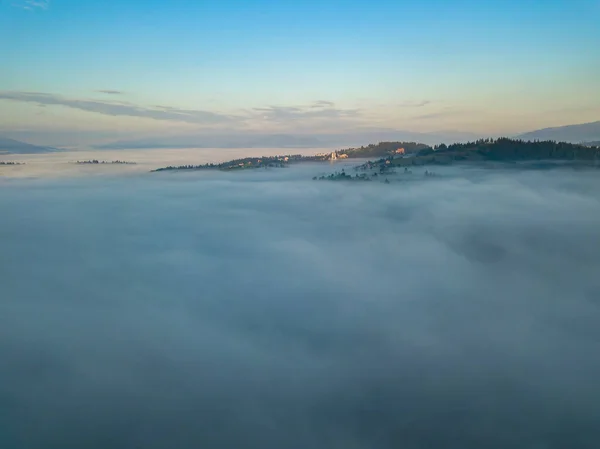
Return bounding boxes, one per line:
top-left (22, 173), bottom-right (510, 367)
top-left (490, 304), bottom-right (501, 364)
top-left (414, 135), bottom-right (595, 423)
top-left (385, 138), bottom-right (600, 167)
top-left (517, 121), bottom-right (600, 143)
top-left (338, 141), bottom-right (430, 158)
top-left (0, 136), bottom-right (58, 154)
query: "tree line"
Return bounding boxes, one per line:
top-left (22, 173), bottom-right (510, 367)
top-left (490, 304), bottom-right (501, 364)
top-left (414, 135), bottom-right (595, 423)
top-left (420, 138), bottom-right (600, 161)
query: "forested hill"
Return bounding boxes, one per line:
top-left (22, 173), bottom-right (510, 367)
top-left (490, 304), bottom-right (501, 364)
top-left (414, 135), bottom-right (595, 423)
top-left (338, 141), bottom-right (429, 158)
top-left (398, 138), bottom-right (600, 166)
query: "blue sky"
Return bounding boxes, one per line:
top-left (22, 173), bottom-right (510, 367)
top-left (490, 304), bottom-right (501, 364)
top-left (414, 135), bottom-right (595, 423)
top-left (1, 0), bottom-right (599, 146)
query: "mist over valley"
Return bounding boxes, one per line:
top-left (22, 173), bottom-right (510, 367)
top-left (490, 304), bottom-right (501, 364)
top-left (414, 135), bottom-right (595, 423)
top-left (2, 161), bottom-right (600, 448)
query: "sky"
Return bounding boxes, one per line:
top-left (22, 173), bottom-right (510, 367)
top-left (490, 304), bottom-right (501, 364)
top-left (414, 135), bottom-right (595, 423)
top-left (1, 0), bottom-right (599, 147)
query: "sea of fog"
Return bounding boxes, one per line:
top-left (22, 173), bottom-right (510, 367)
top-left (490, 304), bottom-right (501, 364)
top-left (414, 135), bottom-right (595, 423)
top-left (0, 147), bottom-right (328, 178)
top-left (1, 158), bottom-right (600, 448)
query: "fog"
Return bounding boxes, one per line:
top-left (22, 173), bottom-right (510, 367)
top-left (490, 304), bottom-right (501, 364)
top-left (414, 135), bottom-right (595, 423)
top-left (0, 147), bottom-right (325, 179)
top-left (1, 162), bottom-right (600, 448)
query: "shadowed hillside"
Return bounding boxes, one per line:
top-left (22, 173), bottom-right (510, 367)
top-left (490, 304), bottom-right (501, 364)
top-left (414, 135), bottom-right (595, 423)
top-left (517, 121), bottom-right (600, 143)
top-left (0, 136), bottom-right (58, 154)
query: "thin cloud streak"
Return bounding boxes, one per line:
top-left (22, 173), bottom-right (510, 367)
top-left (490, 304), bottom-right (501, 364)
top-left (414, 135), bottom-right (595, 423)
top-left (0, 91), bottom-right (243, 126)
top-left (311, 100), bottom-right (335, 108)
top-left (253, 104), bottom-right (360, 122)
top-left (12, 0), bottom-right (49, 9)
top-left (398, 100), bottom-right (431, 108)
top-left (412, 111), bottom-right (454, 120)
top-left (95, 90), bottom-right (124, 95)
top-left (0, 91), bottom-right (363, 130)
top-left (409, 107), bottom-right (474, 121)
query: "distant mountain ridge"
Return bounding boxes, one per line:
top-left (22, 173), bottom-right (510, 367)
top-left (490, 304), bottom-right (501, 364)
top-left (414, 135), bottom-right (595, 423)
top-left (0, 136), bottom-right (58, 154)
top-left (517, 121), bottom-right (600, 143)
top-left (4, 120), bottom-right (599, 153)
top-left (93, 130), bottom-right (481, 150)
top-left (88, 121), bottom-right (600, 150)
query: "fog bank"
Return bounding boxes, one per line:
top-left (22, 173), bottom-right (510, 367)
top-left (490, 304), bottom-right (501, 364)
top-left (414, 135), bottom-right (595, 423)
top-left (1, 164), bottom-right (600, 448)
top-left (0, 147), bottom-right (325, 179)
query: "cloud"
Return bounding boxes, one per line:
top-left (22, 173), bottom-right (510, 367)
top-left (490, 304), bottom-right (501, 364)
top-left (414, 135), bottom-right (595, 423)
top-left (397, 100), bottom-right (431, 108)
top-left (252, 102), bottom-right (360, 123)
top-left (0, 91), bottom-right (363, 132)
top-left (0, 91), bottom-right (242, 126)
top-left (95, 90), bottom-right (124, 95)
top-left (12, 0), bottom-right (49, 9)
top-left (412, 111), bottom-right (453, 120)
top-left (1, 164), bottom-right (600, 448)
top-left (247, 102), bottom-right (364, 134)
top-left (409, 106), bottom-right (474, 121)
top-left (310, 100), bottom-right (335, 108)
